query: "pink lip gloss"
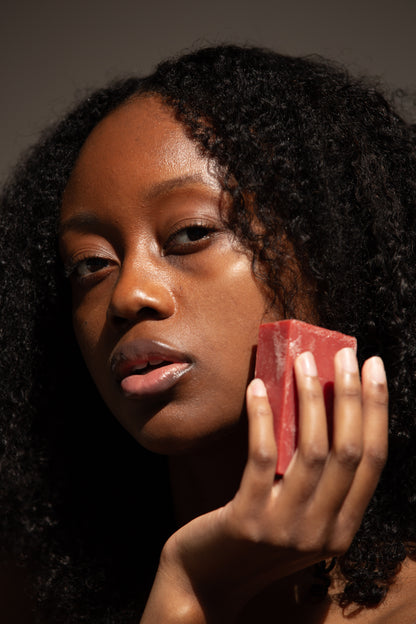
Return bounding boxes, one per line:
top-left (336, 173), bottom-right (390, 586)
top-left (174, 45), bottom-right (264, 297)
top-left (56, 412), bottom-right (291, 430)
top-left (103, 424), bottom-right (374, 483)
top-left (120, 363), bottom-right (192, 398)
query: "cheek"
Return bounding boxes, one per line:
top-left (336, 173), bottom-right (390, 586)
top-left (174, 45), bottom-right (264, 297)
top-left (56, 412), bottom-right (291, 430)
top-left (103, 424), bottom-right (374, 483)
top-left (199, 255), bottom-right (274, 332)
top-left (72, 300), bottom-right (107, 375)
top-left (187, 259), bottom-right (276, 383)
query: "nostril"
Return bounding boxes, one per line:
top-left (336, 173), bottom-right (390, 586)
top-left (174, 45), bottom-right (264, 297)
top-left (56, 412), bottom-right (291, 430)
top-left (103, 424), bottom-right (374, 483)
top-left (137, 306), bottom-right (163, 320)
top-left (108, 306), bottom-right (164, 326)
top-left (107, 275), bottom-right (176, 324)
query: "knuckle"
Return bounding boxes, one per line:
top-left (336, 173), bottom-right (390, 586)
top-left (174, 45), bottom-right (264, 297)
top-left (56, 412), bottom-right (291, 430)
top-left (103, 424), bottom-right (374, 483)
top-left (250, 447), bottom-right (275, 471)
top-left (334, 442), bottom-right (362, 469)
top-left (363, 379), bottom-right (388, 406)
top-left (293, 527), bottom-right (327, 554)
top-left (366, 392), bottom-right (389, 409)
top-left (329, 540), bottom-right (350, 557)
top-left (277, 526), bottom-right (300, 550)
top-left (364, 445), bottom-right (388, 471)
top-left (301, 443), bottom-right (327, 469)
top-left (236, 518), bottom-right (258, 542)
top-left (302, 385), bottom-right (323, 404)
top-left (337, 384), bottom-right (361, 401)
top-left (253, 403), bottom-right (273, 419)
top-left (329, 530), bottom-right (355, 556)
top-left (290, 523), bottom-right (355, 558)
top-left (236, 516), bottom-right (268, 545)
top-left (296, 537), bottom-right (320, 554)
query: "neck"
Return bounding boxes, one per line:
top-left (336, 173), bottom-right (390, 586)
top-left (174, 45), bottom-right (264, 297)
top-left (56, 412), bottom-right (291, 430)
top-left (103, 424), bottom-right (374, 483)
top-left (168, 422), bottom-right (248, 527)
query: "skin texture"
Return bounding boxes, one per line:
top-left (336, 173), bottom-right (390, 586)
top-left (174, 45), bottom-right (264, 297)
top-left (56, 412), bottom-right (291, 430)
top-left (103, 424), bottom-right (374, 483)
top-left (59, 96), bottom-right (391, 622)
top-left (60, 95), bottom-right (277, 456)
top-left (142, 352), bottom-right (390, 623)
top-left (1, 44), bottom-right (416, 622)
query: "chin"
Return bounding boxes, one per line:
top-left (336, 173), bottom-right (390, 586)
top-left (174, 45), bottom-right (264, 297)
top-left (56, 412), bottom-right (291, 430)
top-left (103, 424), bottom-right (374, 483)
top-left (120, 408), bottom-right (244, 457)
top-left (105, 383), bottom-right (247, 456)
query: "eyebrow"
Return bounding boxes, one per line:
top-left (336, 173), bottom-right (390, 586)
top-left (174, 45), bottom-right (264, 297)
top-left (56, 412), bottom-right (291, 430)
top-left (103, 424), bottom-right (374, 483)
top-left (58, 212), bottom-right (102, 237)
top-left (58, 173), bottom-right (222, 237)
top-left (143, 173), bottom-right (220, 201)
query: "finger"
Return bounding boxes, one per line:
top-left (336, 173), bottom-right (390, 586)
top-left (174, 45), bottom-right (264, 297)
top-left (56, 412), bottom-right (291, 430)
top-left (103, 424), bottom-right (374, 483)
top-left (312, 348), bottom-right (363, 513)
top-left (337, 356), bottom-right (388, 522)
top-left (238, 378), bottom-right (278, 503)
top-left (284, 352), bottom-right (329, 499)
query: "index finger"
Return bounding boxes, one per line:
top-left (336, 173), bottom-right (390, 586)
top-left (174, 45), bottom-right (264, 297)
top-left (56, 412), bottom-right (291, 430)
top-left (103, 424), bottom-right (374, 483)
top-left (238, 379), bottom-right (278, 505)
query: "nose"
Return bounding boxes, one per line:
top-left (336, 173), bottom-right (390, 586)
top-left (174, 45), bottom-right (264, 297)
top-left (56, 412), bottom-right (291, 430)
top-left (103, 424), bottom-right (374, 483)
top-left (107, 258), bottom-right (176, 326)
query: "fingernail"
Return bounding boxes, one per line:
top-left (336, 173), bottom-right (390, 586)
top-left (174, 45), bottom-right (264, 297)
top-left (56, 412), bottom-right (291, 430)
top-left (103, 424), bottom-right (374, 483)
top-left (368, 356), bottom-right (386, 384)
top-left (338, 348), bottom-right (358, 373)
top-left (298, 351), bottom-right (318, 377)
top-left (250, 378), bottom-right (267, 397)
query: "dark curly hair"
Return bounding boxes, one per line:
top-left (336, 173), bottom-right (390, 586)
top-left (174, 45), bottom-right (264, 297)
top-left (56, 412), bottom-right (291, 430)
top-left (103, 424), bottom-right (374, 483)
top-left (1, 44), bottom-right (416, 622)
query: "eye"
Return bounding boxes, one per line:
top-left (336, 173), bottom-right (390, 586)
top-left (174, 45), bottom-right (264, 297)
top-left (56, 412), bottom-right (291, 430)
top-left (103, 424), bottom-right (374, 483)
top-left (65, 256), bottom-right (113, 281)
top-left (163, 223), bottom-right (218, 255)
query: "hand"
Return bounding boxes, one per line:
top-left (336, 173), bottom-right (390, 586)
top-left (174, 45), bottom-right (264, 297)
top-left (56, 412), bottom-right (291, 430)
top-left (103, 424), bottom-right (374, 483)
top-left (141, 349), bottom-right (388, 623)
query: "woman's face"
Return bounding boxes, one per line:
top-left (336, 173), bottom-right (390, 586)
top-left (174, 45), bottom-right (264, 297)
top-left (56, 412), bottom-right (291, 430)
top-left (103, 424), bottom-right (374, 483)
top-left (59, 95), bottom-right (278, 454)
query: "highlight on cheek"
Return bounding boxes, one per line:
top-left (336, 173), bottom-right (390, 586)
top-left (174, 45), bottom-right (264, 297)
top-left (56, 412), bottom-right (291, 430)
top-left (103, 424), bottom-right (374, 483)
top-left (3, 42), bottom-right (415, 624)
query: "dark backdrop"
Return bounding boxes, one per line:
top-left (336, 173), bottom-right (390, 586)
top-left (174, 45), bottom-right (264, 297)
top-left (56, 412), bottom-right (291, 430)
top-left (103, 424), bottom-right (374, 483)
top-left (1, 0), bottom-right (415, 184)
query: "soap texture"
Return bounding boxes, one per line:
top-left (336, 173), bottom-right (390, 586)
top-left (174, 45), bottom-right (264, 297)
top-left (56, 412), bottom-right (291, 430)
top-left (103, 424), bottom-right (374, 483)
top-left (255, 320), bottom-right (357, 475)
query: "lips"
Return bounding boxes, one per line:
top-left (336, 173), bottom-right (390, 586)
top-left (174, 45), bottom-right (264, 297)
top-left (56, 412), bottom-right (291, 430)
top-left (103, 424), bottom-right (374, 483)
top-left (110, 339), bottom-right (193, 398)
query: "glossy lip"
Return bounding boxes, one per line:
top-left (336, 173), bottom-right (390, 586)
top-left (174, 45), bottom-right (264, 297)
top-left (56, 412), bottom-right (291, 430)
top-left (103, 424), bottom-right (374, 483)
top-left (110, 339), bottom-right (193, 398)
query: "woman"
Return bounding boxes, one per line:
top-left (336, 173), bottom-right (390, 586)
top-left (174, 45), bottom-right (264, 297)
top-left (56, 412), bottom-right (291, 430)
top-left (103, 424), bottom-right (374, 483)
top-left (1, 45), bottom-right (415, 622)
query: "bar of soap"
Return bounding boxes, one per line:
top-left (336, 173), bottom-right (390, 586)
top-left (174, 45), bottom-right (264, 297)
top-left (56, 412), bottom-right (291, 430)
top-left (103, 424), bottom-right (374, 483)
top-left (255, 320), bottom-right (357, 475)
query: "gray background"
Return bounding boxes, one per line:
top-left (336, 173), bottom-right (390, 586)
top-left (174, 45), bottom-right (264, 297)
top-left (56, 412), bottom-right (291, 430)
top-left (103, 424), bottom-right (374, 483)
top-left (1, 0), bottom-right (415, 185)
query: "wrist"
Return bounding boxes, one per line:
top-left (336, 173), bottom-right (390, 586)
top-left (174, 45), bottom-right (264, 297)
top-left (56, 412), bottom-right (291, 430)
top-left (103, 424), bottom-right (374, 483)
top-left (140, 540), bottom-right (206, 624)
top-left (157, 534), bottom-right (244, 623)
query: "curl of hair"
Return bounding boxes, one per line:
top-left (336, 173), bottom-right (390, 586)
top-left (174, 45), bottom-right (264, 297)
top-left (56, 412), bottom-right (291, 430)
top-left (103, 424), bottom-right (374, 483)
top-left (1, 45), bottom-right (416, 621)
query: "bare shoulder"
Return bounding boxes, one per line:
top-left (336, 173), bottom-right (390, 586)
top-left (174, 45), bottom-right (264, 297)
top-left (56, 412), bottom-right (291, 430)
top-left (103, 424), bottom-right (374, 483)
top-left (239, 559), bottom-right (416, 623)
top-left (0, 559), bottom-right (35, 624)
top-left (326, 556), bottom-right (416, 624)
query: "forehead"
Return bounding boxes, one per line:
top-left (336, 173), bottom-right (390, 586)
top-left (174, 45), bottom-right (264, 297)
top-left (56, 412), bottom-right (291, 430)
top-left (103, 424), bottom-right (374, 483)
top-left (62, 94), bottom-right (219, 211)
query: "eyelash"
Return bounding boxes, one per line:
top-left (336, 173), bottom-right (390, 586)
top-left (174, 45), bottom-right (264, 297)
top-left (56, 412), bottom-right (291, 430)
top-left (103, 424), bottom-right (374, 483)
top-left (64, 222), bottom-right (219, 282)
top-left (163, 221), bottom-right (218, 254)
top-left (64, 255), bottom-right (113, 281)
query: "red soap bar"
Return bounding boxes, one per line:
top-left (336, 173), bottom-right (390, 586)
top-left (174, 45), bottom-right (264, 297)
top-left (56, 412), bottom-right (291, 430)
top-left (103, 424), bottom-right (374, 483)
top-left (255, 320), bottom-right (357, 475)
